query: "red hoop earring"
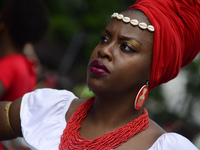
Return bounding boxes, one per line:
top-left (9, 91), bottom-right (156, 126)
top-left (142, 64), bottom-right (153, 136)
top-left (134, 84), bottom-right (149, 110)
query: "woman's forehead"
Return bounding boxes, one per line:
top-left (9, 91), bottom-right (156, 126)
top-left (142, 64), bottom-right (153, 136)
top-left (105, 13), bottom-right (153, 46)
top-left (122, 10), bottom-right (151, 24)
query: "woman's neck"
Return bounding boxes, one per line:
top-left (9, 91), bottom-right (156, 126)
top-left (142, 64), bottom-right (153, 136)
top-left (87, 95), bottom-right (143, 129)
top-left (0, 45), bottom-right (19, 58)
top-left (0, 25), bottom-right (20, 57)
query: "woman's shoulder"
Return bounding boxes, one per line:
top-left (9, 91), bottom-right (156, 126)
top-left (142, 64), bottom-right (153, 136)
top-left (21, 88), bottom-right (77, 105)
top-left (20, 88), bottom-right (79, 149)
top-left (126, 119), bottom-right (165, 149)
top-left (0, 54), bottom-right (24, 62)
top-left (20, 88), bottom-right (79, 126)
top-left (65, 98), bottom-right (86, 122)
top-left (148, 132), bottom-right (198, 150)
top-left (147, 119), bottom-right (166, 139)
top-left (20, 88), bottom-right (78, 119)
top-left (111, 119), bottom-right (166, 150)
top-left (130, 119), bottom-right (198, 150)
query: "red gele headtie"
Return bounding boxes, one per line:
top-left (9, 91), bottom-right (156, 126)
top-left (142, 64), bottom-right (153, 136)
top-left (128, 0), bottom-right (200, 91)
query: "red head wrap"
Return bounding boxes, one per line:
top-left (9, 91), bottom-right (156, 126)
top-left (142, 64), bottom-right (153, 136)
top-left (128, 0), bottom-right (200, 91)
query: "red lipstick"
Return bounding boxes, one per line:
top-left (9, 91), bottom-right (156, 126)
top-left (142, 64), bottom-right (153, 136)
top-left (89, 60), bottom-right (110, 76)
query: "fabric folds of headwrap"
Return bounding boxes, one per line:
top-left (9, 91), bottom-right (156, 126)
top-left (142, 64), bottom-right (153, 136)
top-left (128, 0), bottom-right (200, 91)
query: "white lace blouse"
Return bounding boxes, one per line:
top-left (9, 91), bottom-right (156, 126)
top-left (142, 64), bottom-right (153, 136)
top-left (20, 88), bottom-right (198, 150)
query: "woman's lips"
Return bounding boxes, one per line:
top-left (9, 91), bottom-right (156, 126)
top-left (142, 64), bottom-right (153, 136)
top-left (89, 60), bottom-right (110, 76)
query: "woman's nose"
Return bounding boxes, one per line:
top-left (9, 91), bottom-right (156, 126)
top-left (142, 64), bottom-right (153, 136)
top-left (97, 45), bottom-right (113, 61)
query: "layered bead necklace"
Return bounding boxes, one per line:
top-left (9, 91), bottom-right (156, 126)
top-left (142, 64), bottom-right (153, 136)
top-left (59, 97), bottom-right (149, 150)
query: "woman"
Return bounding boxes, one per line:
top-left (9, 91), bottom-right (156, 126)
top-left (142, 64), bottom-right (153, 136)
top-left (0, 0), bottom-right (200, 149)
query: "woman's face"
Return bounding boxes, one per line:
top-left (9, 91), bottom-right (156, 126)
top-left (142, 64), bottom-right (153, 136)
top-left (87, 10), bottom-right (154, 96)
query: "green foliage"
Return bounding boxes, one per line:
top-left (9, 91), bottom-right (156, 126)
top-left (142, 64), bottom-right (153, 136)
top-left (44, 0), bottom-right (136, 54)
top-left (72, 83), bottom-right (95, 99)
top-left (149, 86), bottom-right (165, 102)
top-left (185, 59), bottom-right (200, 97)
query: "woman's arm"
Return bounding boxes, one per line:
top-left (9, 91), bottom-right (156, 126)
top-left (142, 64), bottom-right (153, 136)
top-left (0, 81), bottom-right (5, 100)
top-left (0, 98), bottom-right (22, 141)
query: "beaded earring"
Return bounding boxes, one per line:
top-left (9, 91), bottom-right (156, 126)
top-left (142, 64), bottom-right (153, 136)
top-left (134, 82), bottom-right (149, 110)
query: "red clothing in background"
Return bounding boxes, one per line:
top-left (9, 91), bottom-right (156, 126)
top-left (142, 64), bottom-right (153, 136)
top-left (0, 54), bottom-right (36, 101)
top-left (0, 142), bottom-right (3, 150)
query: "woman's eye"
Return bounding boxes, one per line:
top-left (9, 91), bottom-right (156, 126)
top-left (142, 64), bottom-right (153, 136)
top-left (99, 36), bottom-right (109, 44)
top-left (120, 43), bottom-right (137, 52)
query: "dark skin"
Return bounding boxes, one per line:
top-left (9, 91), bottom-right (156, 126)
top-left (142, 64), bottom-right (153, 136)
top-left (0, 10), bottom-right (165, 149)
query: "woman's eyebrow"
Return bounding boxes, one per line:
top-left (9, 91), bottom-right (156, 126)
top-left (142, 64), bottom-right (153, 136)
top-left (103, 29), bottom-right (112, 37)
top-left (119, 36), bottom-right (142, 46)
top-left (103, 29), bottom-right (142, 46)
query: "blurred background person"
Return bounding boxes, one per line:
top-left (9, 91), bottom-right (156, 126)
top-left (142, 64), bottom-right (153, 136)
top-left (0, 0), bottom-right (49, 149)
